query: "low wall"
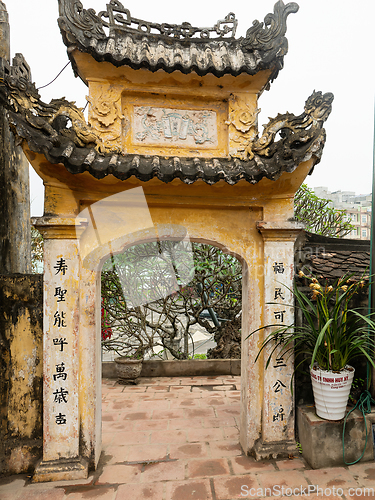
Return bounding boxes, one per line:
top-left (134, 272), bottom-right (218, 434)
top-left (103, 358), bottom-right (241, 379)
top-left (298, 405), bottom-right (375, 468)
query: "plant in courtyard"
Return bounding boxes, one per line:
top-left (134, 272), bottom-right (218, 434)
top-left (101, 255), bottom-right (152, 359)
top-left (31, 226), bottom-right (44, 273)
top-left (250, 272), bottom-right (375, 375)
top-left (101, 298), bottom-right (113, 341)
top-left (101, 242), bottom-right (241, 359)
top-left (349, 377), bottom-right (365, 404)
top-left (294, 184), bottom-right (354, 238)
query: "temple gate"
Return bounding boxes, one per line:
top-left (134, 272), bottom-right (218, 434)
top-left (0, 0), bottom-right (333, 481)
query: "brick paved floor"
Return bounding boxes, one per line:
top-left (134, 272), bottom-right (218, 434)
top-left (1, 376), bottom-right (375, 499)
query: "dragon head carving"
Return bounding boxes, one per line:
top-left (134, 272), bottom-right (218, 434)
top-left (304, 91), bottom-right (334, 125)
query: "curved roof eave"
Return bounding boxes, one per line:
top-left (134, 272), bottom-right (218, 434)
top-left (0, 54), bottom-right (333, 187)
top-left (58, 0), bottom-right (299, 81)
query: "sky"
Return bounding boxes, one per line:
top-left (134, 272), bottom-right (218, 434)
top-left (5, 0), bottom-right (375, 216)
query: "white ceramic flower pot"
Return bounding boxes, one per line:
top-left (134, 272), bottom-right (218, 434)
top-left (114, 357), bottom-right (143, 384)
top-left (310, 365), bottom-right (355, 420)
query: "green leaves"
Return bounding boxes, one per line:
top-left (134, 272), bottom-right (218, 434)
top-left (101, 241), bottom-right (242, 360)
top-left (248, 273), bottom-right (375, 377)
top-left (294, 184), bottom-right (355, 237)
top-left (31, 226), bottom-right (44, 273)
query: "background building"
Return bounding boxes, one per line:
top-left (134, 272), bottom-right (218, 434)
top-left (313, 187), bottom-right (372, 240)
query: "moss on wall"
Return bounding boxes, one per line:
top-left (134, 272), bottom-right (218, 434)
top-left (0, 274), bottom-right (43, 475)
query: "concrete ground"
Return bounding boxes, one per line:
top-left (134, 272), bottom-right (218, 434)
top-left (1, 376), bottom-right (375, 500)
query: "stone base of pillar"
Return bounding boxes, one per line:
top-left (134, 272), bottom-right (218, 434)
top-left (252, 440), bottom-right (297, 461)
top-left (32, 457), bottom-right (88, 483)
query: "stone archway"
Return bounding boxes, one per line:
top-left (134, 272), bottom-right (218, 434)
top-left (0, 1), bottom-right (333, 481)
top-left (33, 182), bottom-right (304, 481)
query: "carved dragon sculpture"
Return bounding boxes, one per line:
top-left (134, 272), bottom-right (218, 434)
top-left (0, 54), bottom-right (103, 152)
top-left (241, 0), bottom-right (299, 61)
top-left (0, 54), bottom-right (333, 185)
top-left (242, 91), bottom-right (334, 161)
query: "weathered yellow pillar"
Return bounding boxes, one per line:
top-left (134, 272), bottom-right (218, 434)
top-left (33, 219), bottom-right (88, 482)
top-left (0, 2), bottom-right (31, 274)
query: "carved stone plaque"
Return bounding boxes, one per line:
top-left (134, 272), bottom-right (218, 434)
top-left (133, 106), bottom-right (218, 148)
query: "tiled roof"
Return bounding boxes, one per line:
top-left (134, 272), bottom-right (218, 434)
top-left (3, 108), bottom-right (326, 185)
top-left (58, 0), bottom-right (299, 80)
top-left (297, 232), bottom-right (370, 281)
top-left (0, 54), bottom-right (332, 186)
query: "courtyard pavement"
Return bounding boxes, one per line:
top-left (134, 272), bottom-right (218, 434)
top-left (1, 375), bottom-right (375, 499)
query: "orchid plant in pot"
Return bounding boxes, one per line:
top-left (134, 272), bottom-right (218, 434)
top-left (250, 271), bottom-right (375, 421)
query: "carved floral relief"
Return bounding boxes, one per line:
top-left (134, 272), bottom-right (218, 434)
top-left (227, 94), bottom-right (260, 160)
top-left (87, 86), bottom-right (124, 152)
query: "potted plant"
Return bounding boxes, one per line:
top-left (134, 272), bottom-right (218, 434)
top-left (114, 348), bottom-right (145, 384)
top-left (249, 271), bottom-right (375, 420)
top-left (101, 297), bottom-right (146, 384)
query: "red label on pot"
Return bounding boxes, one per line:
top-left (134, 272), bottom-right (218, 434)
top-left (311, 369), bottom-right (352, 389)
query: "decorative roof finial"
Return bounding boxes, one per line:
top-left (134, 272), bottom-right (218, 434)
top-left (98, 1), bottom-right (238, 40)
top-left (241, 1), bottom-right (299, 59)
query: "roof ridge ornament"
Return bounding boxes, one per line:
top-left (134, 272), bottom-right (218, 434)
top-left (241, 0), bottom-right (299, 55)
top-left (0, 53), bottom-right (35, 103)
top-left (0, 55), bottom-right (103, 152)
top-left (4, 53), bottom-right (32, 82)
top-left (58, 0), bottom-right (106, 45)
top-left (58, 0), bottom-right (299, 77)
top-left (98, 1), bottom-right (237, 40)
top-left (249, 90), bottom-right (334, 160)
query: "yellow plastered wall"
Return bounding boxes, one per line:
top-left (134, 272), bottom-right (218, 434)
top-left (25, 57), bottom-right (314, 466)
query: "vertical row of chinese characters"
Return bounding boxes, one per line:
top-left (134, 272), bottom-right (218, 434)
top-left (272, 261), bottom-right (287, 422)
top-left (53, 258), bottom-right (69, 426)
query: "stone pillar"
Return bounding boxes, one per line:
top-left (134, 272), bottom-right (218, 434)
top-left (241, 221), bottom-right (303, 459)
top-left (0, 1), bottom-right (31, 274)
top-left (0, 1), bottom-right (10, 60)
top-left (78, 265), bottom-right (102, 468)
top-left (240, 255), bottom-right (263, 457)
top-left (33, 218), bottom-right (88, 482)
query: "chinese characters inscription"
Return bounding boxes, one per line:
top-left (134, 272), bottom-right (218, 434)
top-left (51, 257), bottom-right (70, 427)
